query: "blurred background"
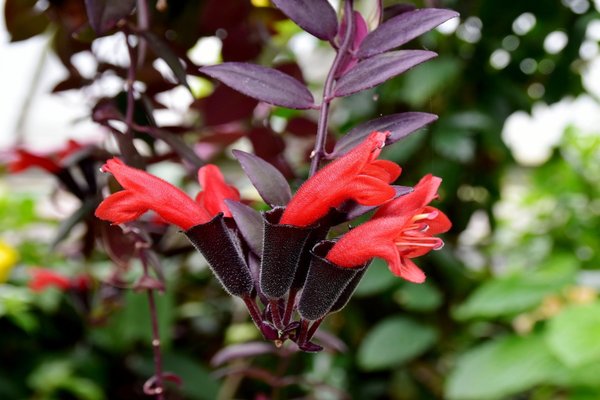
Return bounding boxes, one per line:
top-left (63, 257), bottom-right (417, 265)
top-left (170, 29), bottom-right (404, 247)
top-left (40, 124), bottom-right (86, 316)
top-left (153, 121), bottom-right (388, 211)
top-left (1, 0), bottom-right (600, 399)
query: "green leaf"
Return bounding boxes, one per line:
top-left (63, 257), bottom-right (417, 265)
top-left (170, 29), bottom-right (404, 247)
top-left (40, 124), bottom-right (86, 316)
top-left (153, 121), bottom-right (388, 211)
top-left (357, 316), bottom-right (437, 371)
top-left (354, 259), bottom-right (398, 297)
top-left (393, 56), bottom-right (461, 108)
top-left (162, 353), bottom-right (220, 400)
top-left (445, 334), bottom-right (561, 400)
top-left (90, 290), bottom-right (174, 351)
top-left (546, 302), bottom-right (600, 367)
top-left (393, 282), bottom-right (442, 312)
top-left (454, 255), bottom-right (577, 320)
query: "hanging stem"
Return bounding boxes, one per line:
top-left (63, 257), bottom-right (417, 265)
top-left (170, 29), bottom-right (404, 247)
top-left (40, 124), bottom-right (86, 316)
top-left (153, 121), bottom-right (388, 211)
top-left (297, 318), bottom-right (310, 345)
top-left (282, 287), bottom-right (298, 326)
top-left (139, 249), bottom-right (166, 400)
top-left (269, 299), bottom-right (284, 331)
top-left (308, 0), bottom-right (355, 177)
top-left (306, 317), bottom-right (325, 342)
top-left (242, 295), bottom-right (264, 330)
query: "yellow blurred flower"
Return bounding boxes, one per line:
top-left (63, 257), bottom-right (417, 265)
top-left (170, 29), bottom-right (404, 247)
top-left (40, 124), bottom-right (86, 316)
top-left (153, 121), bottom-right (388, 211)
top-left (0, 240), bottom-right (19, 283)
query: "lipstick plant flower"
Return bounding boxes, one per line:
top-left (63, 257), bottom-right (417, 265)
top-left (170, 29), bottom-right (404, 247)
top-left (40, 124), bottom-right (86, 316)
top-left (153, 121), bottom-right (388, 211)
top-left (326, 174), bottom-right (452, 283)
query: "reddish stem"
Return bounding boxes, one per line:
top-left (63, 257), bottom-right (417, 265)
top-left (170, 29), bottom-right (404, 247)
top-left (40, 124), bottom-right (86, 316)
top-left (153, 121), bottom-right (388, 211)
top-left (308, 0), bottom-right (355, 177)
top-left (282, 287), bottom-right (298, 326)
top-left (242, 295), bottom-right (263, 330)
top-left (140, 249), bottom-right (165, 400)
top-left (269, 299), bottom-right (284, 330)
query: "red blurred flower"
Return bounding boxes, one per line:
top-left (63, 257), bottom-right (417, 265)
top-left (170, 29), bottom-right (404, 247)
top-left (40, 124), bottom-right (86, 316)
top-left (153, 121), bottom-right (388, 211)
top-left (196, 164), bottom-right (240, 218)
top-left (280, 131), bottom-right (401, 227)
top-left (9, 140), bottom-right (83, 174)
top-left (29, 268), bottom-right (72, 292)
top-left (95, 159), bottom-right (240, 230)
top-left (29, 268), bottom-right (91, 292)
top-left (326, 174), bottom-right (451, 283)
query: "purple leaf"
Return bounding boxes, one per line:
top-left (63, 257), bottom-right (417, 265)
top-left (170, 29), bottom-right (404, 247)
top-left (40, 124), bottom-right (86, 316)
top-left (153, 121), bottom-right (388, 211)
top-left (84, 0), bottom-right (136, 35)
top-left (141, 31), bottom-right (190, 91)
top-left (357, 8), bottom-right (459, 59)
top-left (383, 4), bottom-right (417, 21)
top-left (232, 150), bottom-right (292, 207)
top-left (341, 186), bottom-right (413, 220)
top-left (312, 329), bottom-right (348, 353)
top-left (225, 200), bottom-right (264, 256)
top-left (200, 63), bottom-right (315, 109)
top-left (211, 342), bottom-right (276, 366)
top-left (334, 50), bottom-right (437, 98)
top-left (272, 0), bottom-right (338, 40)
top-left (331, 112), bottom-right (438, 157)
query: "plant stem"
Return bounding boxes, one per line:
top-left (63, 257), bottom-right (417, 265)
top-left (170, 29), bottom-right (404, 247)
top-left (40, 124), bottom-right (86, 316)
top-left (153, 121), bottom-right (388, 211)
top-left (297, 318), bottom-right (310, 345)
top-left (125, 33), bottom-right (138, 137)
top-left (282, 287), bottom-right (298, 326)
top-left (136, 0), bottom-right (150, 67)
top-left (308, 0), bottom-right (355, 177)
top-left (306, 317), bottom-right (324, 341)
top-left (140, 249), bottom-right (165, 400)
top-left (242, 295), bottom-right (263, 330)
top-left (269, 299), bottom-right (284, 331)
top-left (14, 35), bottom-right (49, 147)
top-left (146, 290), bottom-right (165, 400)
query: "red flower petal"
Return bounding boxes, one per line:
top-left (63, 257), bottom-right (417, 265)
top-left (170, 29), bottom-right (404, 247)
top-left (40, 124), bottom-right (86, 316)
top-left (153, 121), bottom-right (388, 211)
top-left (374, 174), bottom-right (441, 218)
top-left (326, 174), bottom-right (450, 284)
top-left (9, 150), bottom-right (61, 174)
top-left (196, 164), bottom-right (240, 217)
top-left (280, 131), bottom-right (397, 227)
top-left (95, 190), bottom-right (148, 225)
top-left (388, 257), bottom-right (426, 283)
top-left (96, 158), bottom-right (210, 230)
top-left (29, 268), bottom-right (71, 292)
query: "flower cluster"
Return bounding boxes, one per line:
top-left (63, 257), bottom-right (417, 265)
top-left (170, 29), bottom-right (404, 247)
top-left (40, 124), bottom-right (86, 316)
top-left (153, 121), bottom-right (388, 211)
top-left (95, 131), bottom-right (450, 352)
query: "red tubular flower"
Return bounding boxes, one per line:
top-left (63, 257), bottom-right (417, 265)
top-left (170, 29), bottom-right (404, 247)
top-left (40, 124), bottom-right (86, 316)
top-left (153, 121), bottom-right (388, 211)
top-left (326, 174), bottom-right (451, 283)
top-left (195, 164), bottom-right (240, 218)
top-left (9, 140), bottom-right (84, 174)
top-left (9, 150), bottom-right (61, 173)
top-left (29, 268), bottom-right (71, 292)
top-left (95, 158), bottom-right (211, 230)
top-left (280, 131), bottom-right (401, 227)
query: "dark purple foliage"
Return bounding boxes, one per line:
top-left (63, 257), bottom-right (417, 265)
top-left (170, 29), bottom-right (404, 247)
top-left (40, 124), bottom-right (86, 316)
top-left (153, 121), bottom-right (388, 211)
top-left (141, 31), bottom-right (190, 90)
top-left (84, 0), bottom-right (136, 35)
top-left (272, 0), bottom-right (339, 40)
top-left (200, 63), bottom-right (315, 109)
top-left (334, 50), bottom-right (437, 97)
top-left (225, 200), bottom-right (264, 257)
top-left (232, 150), bottom-right (292, 207)
top-left (331, 112), bottom-right (439, 157)
top-left (211, 342), bottom-right (275, 367)
top-left (357, 8), bottom-right (459, 59)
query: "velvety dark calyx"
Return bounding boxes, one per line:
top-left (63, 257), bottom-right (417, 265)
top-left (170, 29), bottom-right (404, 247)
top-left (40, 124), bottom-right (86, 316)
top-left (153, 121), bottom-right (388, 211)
top-left (185, 213), bottom-right (253, 297)
top-left (291, 208), bottom-right (345, 290)
top-left (298, 241), bottom-right (362, 321)
top-left (260, 207), bottom-right (315, 299)
top-left (328, 261), bottom-right (369, 314)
